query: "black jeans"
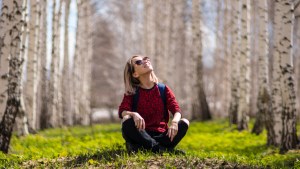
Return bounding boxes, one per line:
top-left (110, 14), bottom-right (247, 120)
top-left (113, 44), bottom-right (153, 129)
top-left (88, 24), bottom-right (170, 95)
top-left (121, 118), bottom-right (188, 152)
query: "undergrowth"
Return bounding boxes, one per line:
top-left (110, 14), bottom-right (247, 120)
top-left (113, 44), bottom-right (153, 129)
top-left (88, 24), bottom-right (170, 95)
top-left (0, 120), bottom-right (300, 168)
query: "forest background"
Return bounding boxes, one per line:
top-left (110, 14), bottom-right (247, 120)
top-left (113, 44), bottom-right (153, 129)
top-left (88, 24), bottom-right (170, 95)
top-left (0, 0), bottom-right (300, 168)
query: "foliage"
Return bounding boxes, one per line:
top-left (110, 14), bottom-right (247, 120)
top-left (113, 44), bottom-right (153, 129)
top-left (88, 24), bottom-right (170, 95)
top-left (0, 120), bottom-right (300, 168)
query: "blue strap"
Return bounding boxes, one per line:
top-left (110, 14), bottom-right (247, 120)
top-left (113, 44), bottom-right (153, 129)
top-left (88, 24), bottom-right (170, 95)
top-left (132, 87), bottom-right (139, 112)
top-left (157, 83), bottom-right (168, 120)
top-left (132, 83), bottom-right (168, 120)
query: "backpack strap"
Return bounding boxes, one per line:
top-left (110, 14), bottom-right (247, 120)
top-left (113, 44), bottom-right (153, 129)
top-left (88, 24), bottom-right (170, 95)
top-left (157, 83), bottom-right (168, 120)
top-left (132, 87), bottom-right (139, 112)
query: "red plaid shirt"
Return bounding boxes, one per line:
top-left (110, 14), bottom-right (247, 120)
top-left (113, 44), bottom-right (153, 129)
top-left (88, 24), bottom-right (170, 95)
top-left (118, 84), bottom-right (181, 133)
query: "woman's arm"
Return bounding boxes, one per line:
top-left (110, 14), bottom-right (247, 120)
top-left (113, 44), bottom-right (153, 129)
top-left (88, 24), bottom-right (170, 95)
top-left (167, 112), bottom-right (181, 141)
top-left (121, 110), bottom-right (145, 130)
top-left (172, 112), bottom-right (181, 123)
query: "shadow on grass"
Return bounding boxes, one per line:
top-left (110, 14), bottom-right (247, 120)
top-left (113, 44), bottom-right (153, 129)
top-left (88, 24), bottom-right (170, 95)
top-left (64, 145), bottom-right (127, 167)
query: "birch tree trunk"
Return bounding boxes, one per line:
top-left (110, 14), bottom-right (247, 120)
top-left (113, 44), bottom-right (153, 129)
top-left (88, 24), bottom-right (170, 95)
top-left (271, 0), bottom-right (285, 146)
top-left (34, 0), bottom-right (43, 130)
top-left (56, 0), bottom-right (63, 127)
top-left (0, 0), bottom-right (10, 120)
top-left (0, 0), bottom-right (24, 153)
top-left (143, 0), bottom-right (150, 55)
top-left (279, 0), bottom-right (298, 152)
top-left (62, 0), bottom-right (71, 125)
top-left (73, 0), bottom-right (83, 124)
top-left (39, 0), bottom-right (49, 129)
top-left (223, 0), bottom-right (231, 117)
top-left (294, 13), bottom-right (300, 124)
top-left (170, 0), bottom-right (186, 109)
top-left (191, 0), bottom-right (211, 121)
top-left (161, 0), bottom-right (171, 84)
top-left (252, 0), bottom-right (272, 136)
top-left (271, 0), bottom-right (298, 149)
top-left (16, 0), bottom-right (29, 136)
top-left (236, 0), bottom-right (250, 130)
top-left (49, 0), bottom-right (62, 127)
top-left (213, 0), bottom-right (224, 116)
top-left (143, 0), bottom-right (156, 62)
top-left (229, 0), bottom-right (241, 125)
top-left (86, 1), bottom-right (93, 125)
top-left (25, 0), bottom-right (39, 131)
top-left (80, 0), bottom-right (91, 125)
top-left (154, 2), bottom-right (164, 82)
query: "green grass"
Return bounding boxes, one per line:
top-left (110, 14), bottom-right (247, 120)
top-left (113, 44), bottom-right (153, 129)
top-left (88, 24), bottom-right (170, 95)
top-left (0, 120), bottom-right (300, 168)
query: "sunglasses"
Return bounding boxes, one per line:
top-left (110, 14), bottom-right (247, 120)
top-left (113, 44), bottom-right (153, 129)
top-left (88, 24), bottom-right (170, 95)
top-left (134, 57), bottom-right (150, 65)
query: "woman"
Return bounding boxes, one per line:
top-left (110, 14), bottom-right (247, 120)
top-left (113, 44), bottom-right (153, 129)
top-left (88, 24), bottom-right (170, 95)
top-left (119, 55), bottom-right (189, 154)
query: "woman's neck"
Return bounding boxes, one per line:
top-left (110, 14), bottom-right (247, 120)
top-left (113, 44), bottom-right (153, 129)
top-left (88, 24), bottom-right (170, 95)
top-left (139, 74), bottom-right (155, 89)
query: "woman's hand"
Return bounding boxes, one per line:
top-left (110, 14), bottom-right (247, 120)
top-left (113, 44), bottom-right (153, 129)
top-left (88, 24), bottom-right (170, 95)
top-left (167, 121), bottom-right (178, 142)
top-left (132, 112), bottom-right (145, 131)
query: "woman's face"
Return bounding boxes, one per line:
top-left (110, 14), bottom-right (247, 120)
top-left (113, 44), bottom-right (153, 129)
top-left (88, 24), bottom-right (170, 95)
top-left (131, 56), bottom-right (153, 77)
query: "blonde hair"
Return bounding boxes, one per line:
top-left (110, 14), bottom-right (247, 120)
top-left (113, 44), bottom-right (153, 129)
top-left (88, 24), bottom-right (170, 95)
top-left (124, 55), bottom-right (159, 95)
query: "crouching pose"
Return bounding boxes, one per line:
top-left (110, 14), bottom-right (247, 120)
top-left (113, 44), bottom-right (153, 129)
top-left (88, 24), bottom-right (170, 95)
top-left (118, 55), bottom-right (189, 154)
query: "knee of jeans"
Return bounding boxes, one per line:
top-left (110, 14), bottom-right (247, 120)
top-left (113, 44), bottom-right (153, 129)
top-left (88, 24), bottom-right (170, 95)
top-left (122, 115), bottom-right (132, 123)
top-left (180, 118), bottom-right (190, 127)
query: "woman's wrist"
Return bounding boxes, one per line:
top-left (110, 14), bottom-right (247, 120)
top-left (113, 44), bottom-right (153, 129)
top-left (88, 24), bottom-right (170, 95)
top-left (171, 120), bottom-right (178, 124)
top-left (122, 111), bottom-right (133, 118)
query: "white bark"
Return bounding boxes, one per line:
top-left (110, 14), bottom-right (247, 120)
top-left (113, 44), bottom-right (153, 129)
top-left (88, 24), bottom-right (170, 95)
top-left (237, 0), bottom-right (251, 130)
top-left (272, 0), bottom-right (284, 146)
top-left (279, 0), bottom-right (297, 151)
top-left (191, 0), bottom-right (211, 120)
top-left (0, 0), bottom-right (24, 153)
top-left (49, 0), bottom-right (62, 127)
top-left (16, 0), bottom-right (29, 136)
top-left (25, 0), bottom-right (39, 130)
top-left (39, 0), bottom-right (48, 129)
top-left (223, 0), bottom-right (231, 117)
top-left (229, 0), bottom-right (241, 124)
top-left (73, 0), bottom-right (83, 124)
top-left (252, 0), bottom-right (272, 136)
top-left (0, 0), bottom-right (12, 119)
top-left (144, 0), bottom-right (155, 61)
top-left (62, 0), bottom-right (71, 125)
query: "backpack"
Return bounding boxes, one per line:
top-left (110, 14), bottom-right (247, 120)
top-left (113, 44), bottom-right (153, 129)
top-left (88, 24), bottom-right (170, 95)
top-left (132, 83), bottom-right (168, 120)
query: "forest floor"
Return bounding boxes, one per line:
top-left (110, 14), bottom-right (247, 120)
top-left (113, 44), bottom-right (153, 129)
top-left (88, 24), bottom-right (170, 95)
top-left (1, 120), bottom-right (300, 168)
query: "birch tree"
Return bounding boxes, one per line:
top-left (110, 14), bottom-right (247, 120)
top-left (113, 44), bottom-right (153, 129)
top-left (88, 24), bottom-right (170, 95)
top-left (236, 0), bottom-right (251, 130)
top-left (270, 0), bottom-right (298, 150)
top-left (73, 0), bottom-right (91, 125)
top-left (49, 0), bottom-right (62, 127)
top-left (16, 0), bottom-right (29, 136)
top-left (153, 1), bottom-right (164, 82)
top-left (252, 0), bottom-right (272, 136)
top-left (170, 0), bottom-right (187, 110)
top-left (294, 5), bottom-right (300, 122)
top-left (191, 0), bottom-right (211, 121)
top-left (39, 0), bottom-right (49, 129)
top-left (72, 0), bottom-right (81, 124)
top-left (62, 0), bottom-right (71, 125)
top-left (0, 0), bottom-right (10, 120)
top-left (0, 0), bottom-right (24, 153)
top-left (278, 0), bottom-right (298, 152)
top-left (80, 0), bottom-right (92, 125)
top-left (223, 0), bottom-right (231, 117)
top-left (25, 0), bottom-right (39, 131)
top-left (229, 0), bottom-right (241, 125)
top-left (143, 0), bottom-right (155, 59)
